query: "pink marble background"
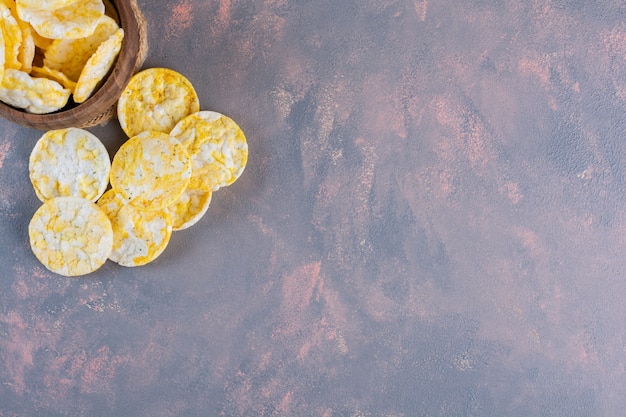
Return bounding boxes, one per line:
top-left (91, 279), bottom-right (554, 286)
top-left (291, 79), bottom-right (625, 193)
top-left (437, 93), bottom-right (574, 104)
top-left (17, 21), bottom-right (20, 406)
top-left (1, 0), bottom-right (625, 415)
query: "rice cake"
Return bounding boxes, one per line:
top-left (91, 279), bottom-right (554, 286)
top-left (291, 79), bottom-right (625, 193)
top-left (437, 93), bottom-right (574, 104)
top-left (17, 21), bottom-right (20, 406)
top-left (97, 189), bottom-right (173, 267)
top-left (170, 111), bottom-right (248, 191)
top-left (73, 27), bottom-right (123, 103)
top-left (0, 2), bottom-right (23, 70)
top-left (168, 188), bottom-right (212, 231)
top-left (0, 0), bottom-right (35, 72)
top-left (17, 0), bottom-right (105, 40)
top-left (110, 131), bottom-right (191, 211)
top-left (30, 65), bottom-right (77, 90)
top-left (17, 0), bottom-right (81, 11)
top-left (0, 68), bottom-right (70, 113)
top-left (44, 14), bottom-right (118, 81)
top-left (29, 127), bottom-right (111, 202)
top-left (16, 18), bottom-right (34, 72)
top-left (117, 67), bottom-right (200, 138)
top-left (29, 196), bottom-right (113, 276)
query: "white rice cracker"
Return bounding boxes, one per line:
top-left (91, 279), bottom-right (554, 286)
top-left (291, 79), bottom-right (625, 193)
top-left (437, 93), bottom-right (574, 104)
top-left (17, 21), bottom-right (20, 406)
top-left (110, 131), bottom-right (191, 211)
top-left (73, 27), bottom-right (123, 103)
top-left (29, 127), bottom-right (111, 202)
top-left (43, 14), bottom-right (118, 81)
top-left (17, 0), bottom-right (105, 40)
top-left (117, 67), bottom-right (200, 138)
top-left (97, 189), bottom-right (173, 267)
top-left (0, 68), bottom-right (70, 113)
top-left (168, 188), bottom-right (212, 231)
top-left (170, 111), bottom-right (248, 191)
top-left (0, 1), bottom-right (23, 70)
top-left (29, 196), bottom-right (113, 276)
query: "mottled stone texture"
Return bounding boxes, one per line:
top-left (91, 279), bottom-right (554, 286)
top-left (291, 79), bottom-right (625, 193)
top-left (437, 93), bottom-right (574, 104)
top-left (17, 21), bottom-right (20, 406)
top-left (1, 1), bottom-right (625, 416)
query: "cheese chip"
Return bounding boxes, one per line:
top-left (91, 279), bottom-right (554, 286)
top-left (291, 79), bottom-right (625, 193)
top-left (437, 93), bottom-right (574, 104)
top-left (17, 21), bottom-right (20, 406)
top-left (29, 127), bottom-right (111, 202)
top-left (117, 67), bottom-right (200, 138)
top-left (29, 196), bottom-right (113, 277)
top-left (0, 68), bottom-right (70, 113)
top-left (73, 27), bottom-right (122, 103)
top-left (44, 14), bottom-right (118, 81)
top-left (168, 188), bottom-right (212, 231)
top-left (170, 111), bottom-right (248, 191)
top-left (17, 0), bottom-right (105, 40)
top-left (110, 131), bottom-right (191, 211)
top-left (1, 2), bottom-right (23, 70)
top-left (97, 189), bottom-right (173, 267)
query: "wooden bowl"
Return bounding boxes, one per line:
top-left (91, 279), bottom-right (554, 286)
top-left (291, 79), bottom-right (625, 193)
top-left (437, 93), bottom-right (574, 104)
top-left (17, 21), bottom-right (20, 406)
top-left (0, 0), bottom-right (147, 130)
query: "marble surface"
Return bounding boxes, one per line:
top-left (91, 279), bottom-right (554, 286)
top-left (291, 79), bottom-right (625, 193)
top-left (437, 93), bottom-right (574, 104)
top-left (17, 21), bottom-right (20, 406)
top-left (1, 0), bottom-right (625, 416)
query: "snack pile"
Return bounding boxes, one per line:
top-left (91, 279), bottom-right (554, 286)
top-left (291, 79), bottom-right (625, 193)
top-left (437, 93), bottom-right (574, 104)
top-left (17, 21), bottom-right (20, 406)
top-left (27, 67), bottom-right (249, 276)
top-left (0, 0), bottom-right (123, 113)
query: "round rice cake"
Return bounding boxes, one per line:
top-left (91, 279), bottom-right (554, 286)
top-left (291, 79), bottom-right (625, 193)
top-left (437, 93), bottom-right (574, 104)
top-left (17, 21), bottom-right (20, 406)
top-left (168, 188), bottom-right (212, 231)
top-left (97, 189), bottom-right (173, 267)
top-left (110, 131), bottom-right (191, 211)
top-left (170, 111), bottom-right (248, 191)
top-left (17, 0), bottom-right (105, 40)
top-left (73, 27), bottom-right (123, 103)
top-left (0, 68), bottom-right (71, 113)
top-left (29, 127), bottom-right (111, 202)
top-left (44, 14), bottom-right (118, 82)
top-left (117, 67), bottom-right (200, 138)
top-left (29, 196), bottom-right (113, 277)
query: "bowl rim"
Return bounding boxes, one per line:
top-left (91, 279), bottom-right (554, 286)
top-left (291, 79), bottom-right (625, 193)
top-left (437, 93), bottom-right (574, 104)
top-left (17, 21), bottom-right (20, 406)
top-left (0, 0), bottom-right (142, 130)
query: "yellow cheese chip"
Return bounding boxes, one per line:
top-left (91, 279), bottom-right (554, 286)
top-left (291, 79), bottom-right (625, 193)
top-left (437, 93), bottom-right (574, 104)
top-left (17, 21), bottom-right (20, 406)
top-left (0, 68), bottom-right (70, 113)
top-left (44, 14), bottom-right (118, 81)
top-left (17, 0), bottom-right (80, 11)
top-left (170, 111), bottom-right (248, 191)
top-left (17, 0), bottom-right (105, 40)
top-left (110, 131), bottom-right (191, 211)
top-left (29, 127), bottom-right (111, 202)
top-left (168, 188), bottom-right (212, 231)
top-left (97, 189), bottom-right (173, 267)
top-left (30, 65), bottom-right (76, 90)
top-left (117, 67), bottom-right (200, 138)
top-left (1, 2), bottom-right (23, 70)
top-left (29, 196), bottom-right (113, 276)
top-left (73, 27), bottom-right (122, 103)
